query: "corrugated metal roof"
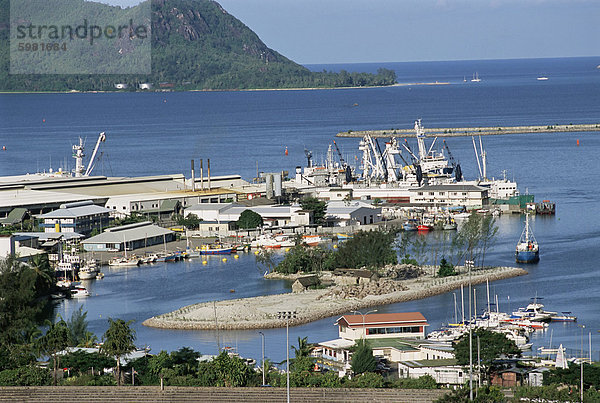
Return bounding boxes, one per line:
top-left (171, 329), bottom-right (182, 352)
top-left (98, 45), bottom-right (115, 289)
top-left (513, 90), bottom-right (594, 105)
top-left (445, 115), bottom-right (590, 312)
top-left (83, 222), bottom-right (173, 244)
top-left (0, 207), bottom-right (28, 224)
top-left (38, 203), bottom-right (111, 219)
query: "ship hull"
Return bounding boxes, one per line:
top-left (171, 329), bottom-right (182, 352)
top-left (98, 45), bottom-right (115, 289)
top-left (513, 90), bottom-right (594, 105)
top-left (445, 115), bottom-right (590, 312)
top-left (515, 250), bottom-right (539, 263)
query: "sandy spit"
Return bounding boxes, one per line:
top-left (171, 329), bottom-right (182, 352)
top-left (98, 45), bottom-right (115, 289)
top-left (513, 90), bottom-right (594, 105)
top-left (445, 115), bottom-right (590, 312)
top-left (142, 266), bottom-right (527, 331)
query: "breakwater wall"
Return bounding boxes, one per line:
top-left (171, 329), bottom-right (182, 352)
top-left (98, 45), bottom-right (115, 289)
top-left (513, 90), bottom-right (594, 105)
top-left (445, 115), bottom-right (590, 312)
top-left (336, 123), bottom-right (600, 138)
top-left (143, 266), bottom-right (527, 331)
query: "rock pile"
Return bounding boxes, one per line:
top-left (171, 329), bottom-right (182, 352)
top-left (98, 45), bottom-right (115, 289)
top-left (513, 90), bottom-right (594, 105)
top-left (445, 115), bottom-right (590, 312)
top-left (318, 278), bottom-right (407, 300)
top-left (378, 264), bottom-right (423, 280)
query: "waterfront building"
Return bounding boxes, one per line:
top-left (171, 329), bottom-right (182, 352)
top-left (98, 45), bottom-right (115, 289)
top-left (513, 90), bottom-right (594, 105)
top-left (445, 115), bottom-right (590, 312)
top-left (337, 312), bottom-right (429, 340)
top-left (37, 200), bottom-right (111, 236)
top-left (82, 221), bottom-right (175, 252)
top-left (408, 184), bottom-right (489, 208)
top-left (324, 200), bottom-right (382, 227)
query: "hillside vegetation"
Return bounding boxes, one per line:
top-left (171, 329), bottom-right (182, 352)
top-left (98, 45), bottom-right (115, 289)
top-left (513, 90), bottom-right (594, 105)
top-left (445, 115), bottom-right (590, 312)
top-left (0, 0), bottom-right (396, 91)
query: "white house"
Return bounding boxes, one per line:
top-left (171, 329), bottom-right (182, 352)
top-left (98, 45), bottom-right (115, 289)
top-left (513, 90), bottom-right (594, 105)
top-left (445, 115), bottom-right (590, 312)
top-left (409, 184), bottom-right (489, 208)
top-left (325, 200), bottom-right (382, 227)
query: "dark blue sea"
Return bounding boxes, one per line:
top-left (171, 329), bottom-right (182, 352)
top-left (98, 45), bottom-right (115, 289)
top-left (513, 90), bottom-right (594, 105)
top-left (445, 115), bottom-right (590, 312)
top-left (1, 57), bottom-right (599, 363)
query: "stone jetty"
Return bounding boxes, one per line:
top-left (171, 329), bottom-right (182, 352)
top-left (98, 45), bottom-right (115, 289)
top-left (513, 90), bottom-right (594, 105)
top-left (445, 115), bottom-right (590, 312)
top-left (336, 123), bottom-right (600, 138)
top-left (143, 265), bottom-right (527, 331)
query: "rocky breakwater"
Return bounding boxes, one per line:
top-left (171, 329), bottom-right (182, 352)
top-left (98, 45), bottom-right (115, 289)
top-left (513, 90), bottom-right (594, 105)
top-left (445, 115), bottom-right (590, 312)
top-left (143, 265), bottom-right (527, 331)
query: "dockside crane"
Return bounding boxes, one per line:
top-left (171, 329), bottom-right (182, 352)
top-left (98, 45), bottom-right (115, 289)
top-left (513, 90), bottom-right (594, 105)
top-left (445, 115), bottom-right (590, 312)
top-left (443, 139), bottom-right (463, 182)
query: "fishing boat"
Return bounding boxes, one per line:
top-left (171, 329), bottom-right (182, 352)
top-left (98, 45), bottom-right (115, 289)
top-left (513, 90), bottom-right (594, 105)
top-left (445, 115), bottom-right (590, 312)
top-left (417, 224), bottom-right (432, 232)
top-left (515, 214), bottom-right (539, 263)
top-left (199, 244), bottom-right (233, 255)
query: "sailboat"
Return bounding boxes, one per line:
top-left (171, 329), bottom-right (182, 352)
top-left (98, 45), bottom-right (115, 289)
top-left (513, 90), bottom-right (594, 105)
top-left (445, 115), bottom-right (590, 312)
top-left (515, 214), bottom-right (539, 263)
top-left (471, 72), bottom-right (481, 82)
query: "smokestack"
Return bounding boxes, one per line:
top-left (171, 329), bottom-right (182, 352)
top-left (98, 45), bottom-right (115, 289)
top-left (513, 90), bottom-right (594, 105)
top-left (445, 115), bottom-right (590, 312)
top-left (207, 158), bottom-right (211, 190)
top-left (191, 159), bottom-right (195, 192)
top-left (200, 159), bottom-right (204, 190)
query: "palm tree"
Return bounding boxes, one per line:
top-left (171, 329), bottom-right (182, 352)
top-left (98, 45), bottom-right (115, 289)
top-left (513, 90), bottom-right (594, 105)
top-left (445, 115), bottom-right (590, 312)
top-left (291, 336), bottom-right (311, 358)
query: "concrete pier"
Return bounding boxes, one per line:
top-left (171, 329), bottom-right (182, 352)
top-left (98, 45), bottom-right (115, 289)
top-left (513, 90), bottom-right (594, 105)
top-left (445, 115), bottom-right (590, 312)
top-left (336, 123), bottom-right (600, 138)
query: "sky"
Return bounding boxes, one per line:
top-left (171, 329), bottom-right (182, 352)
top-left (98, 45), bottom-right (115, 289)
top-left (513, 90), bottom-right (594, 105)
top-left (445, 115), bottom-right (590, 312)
top-left (99, 0), bottom-right (599, 64)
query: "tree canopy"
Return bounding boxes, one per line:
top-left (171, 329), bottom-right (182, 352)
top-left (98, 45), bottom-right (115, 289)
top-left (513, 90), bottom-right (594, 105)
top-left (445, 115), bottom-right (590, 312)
top-left (351, 339), bottom-right (377, 375)
top-left (453, 328), bottom-right (520, 379)
top-left (101, 318), bottom-right (136, 385)
top-left (237, 210), bottom-right (264, 229)
top-left (300, 197), bottom-right (326, 224)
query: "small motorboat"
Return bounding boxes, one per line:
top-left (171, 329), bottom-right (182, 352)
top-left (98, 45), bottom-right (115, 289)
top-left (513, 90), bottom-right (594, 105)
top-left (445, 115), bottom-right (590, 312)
top-left (403, 221), bottom-right (418, 231)
top-left (550, 312), bottom-right (577, 322)
top-left (70, 285), bottom-right (89, 298)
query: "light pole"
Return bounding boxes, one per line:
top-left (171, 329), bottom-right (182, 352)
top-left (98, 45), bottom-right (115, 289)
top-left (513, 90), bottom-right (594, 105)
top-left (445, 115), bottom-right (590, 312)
top-left (465, 259), bottom-right (474, 401)
top-left (277, 311), bottom-right (297, 403)
top-left (351, 309), bottom-right (378, 339)
top-left (258, 331), bottom-right (265, 386)
top-left (579, 324), bottom-right (585, 403)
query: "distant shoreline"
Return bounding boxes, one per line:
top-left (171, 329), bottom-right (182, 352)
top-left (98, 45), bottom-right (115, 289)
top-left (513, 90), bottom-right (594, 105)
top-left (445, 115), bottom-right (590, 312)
top-left (143, 265), bottom-right (527, 331)
top-left (0, 82), bottom-right (449, 95)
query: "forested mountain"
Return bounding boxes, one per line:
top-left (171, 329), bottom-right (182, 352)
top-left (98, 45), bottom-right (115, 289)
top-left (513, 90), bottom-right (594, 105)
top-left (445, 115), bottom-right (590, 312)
top-left (0, 0), bottom-right (396, 91)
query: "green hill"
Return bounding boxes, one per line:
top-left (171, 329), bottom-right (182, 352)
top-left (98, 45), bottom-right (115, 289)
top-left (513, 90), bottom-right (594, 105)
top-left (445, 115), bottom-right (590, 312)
top-left (0, 0), bottom-right (396, 91)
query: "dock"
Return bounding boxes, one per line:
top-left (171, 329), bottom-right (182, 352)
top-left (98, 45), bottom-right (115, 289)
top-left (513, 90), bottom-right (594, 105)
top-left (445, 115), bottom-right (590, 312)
top-left (336, 123), bottom-right (600, 138)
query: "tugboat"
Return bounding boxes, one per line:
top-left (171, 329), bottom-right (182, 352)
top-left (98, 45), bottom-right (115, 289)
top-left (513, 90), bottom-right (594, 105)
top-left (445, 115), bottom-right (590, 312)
top-left (515, 214), bottom-right (539, 263)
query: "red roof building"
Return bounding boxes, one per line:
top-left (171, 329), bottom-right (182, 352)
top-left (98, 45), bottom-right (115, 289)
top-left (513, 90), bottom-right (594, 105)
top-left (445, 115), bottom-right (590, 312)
top-left (336, 312), bottom-right (429, 340)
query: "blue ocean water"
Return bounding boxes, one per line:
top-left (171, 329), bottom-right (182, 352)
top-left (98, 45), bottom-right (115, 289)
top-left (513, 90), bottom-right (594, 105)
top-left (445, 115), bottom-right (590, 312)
top-left (1, 57), bottom-right (599, 363)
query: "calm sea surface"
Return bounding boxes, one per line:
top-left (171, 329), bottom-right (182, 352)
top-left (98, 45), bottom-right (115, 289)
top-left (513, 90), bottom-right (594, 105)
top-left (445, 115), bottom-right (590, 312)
top-left (1, 57), bottom-right (599, 363)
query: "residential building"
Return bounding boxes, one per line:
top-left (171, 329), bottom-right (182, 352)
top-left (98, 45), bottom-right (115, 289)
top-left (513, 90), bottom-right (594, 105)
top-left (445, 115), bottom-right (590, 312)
top-left (37, 200), bottom-right (111, 236)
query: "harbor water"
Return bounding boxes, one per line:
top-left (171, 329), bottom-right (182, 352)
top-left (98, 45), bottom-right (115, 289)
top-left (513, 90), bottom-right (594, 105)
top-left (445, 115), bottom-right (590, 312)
top-left (1, 56), bottom-right (600, 363)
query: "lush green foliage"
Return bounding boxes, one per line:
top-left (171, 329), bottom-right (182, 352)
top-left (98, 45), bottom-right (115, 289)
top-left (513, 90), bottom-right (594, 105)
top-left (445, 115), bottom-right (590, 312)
top-left (39, 319), bottom-right (70, 384)
top-left (515, 384), bottom-right (600, 402)
top-left (437, 257), bottom-right (456, 277)
top-left (236, 210), bottom-right (264, 229)
top-left (328, 230), bottom-right (398, 270)
top-left (177, 214), bottom-right (201, 230)
top-left (346, 372), bottom-right (385, 388)
top-left (392, 375), bottom-right (438, 389)
top-left (292, 337), bottom-right (312, 359)
top-left (453, 328), bottom-right (520, 379)
top-left (0, 366), bottom-right (52, 386)
top-left (0, 256), bottom-right (55, 370)
top-left (274, 244), bottom-right (329, 274)
top-left (543, 362), bottom-right (600, 389)
top-left (60, 350), bottom-right (116, 376)
top-left (0, 0), bottom-right (397, 91)
top-left (300, 197), bottom-right (327, 223)
top-left (435, 384), bottom-right (505, 402)
top-left (351, 339), bottom-right (377, 375)
top-left (101, 318), bottom-right (136, 386)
